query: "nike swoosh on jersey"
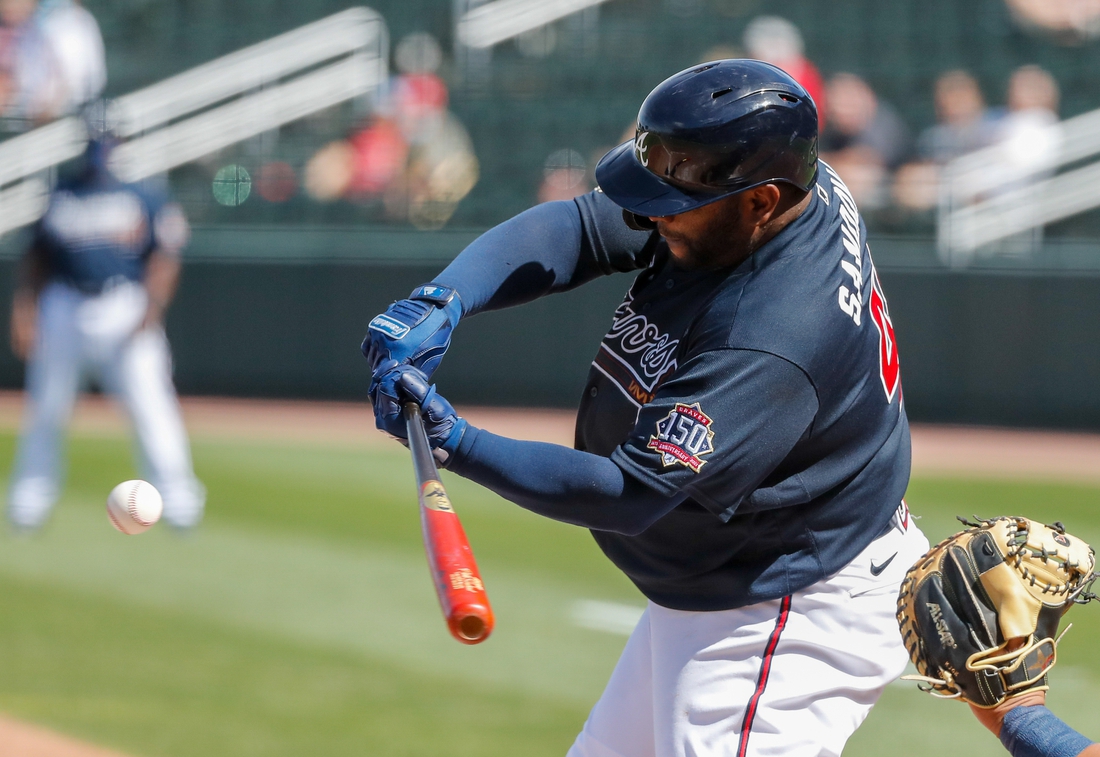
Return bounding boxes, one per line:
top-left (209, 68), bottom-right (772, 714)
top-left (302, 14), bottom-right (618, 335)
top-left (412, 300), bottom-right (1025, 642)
top-left (869, 552), bottom-right (898, 576)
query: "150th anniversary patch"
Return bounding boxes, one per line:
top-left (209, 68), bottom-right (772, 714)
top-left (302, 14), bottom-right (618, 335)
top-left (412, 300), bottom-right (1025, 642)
top-left (647, 402), bottom-right (715, 472)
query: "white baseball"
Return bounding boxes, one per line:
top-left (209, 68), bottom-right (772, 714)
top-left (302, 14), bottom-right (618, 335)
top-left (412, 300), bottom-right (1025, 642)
top-left (106, 480), bottom-right (163, 535)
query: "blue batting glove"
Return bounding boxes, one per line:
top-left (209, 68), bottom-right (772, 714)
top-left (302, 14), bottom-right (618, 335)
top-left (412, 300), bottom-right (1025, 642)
top-left (373, 361), bottom-right (468, 465)
top-left (363, 284), bottom-right (462, 381)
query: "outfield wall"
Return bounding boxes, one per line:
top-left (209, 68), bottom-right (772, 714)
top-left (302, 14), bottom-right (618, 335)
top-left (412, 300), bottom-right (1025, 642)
top-left (0, 231), bottom-right (1098, 430)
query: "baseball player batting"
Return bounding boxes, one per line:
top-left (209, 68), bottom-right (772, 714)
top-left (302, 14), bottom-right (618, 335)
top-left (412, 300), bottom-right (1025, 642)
top-left (8, 111), bottom-right (205, 532)
top-left (365, 59), bottom-right (928, 757)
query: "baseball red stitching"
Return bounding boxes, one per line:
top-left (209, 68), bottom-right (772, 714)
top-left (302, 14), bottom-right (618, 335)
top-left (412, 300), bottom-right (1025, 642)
top-left (107, 506), bottom-right (126, 533)
top-left (128, 482), bottom-right (157, 527)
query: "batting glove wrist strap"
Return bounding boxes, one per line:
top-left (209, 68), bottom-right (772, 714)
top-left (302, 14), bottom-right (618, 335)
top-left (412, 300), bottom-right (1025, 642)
top-left (363, 284), bottom-right (462, 380)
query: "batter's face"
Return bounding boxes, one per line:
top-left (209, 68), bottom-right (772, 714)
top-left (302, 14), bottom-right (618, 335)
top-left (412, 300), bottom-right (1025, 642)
top-left (649, 184), bottom-right (789, 270)
top-left (650, 196), bottom-right (746, 269)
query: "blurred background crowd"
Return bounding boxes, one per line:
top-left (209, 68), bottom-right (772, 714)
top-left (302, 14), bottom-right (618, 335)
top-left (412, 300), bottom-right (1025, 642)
top-left (1, 0), bottom-right (1100, 428)
top-left (0, 0), bottom-right (1095, 237)
top-left (0, 0), bottom-right (104, 131)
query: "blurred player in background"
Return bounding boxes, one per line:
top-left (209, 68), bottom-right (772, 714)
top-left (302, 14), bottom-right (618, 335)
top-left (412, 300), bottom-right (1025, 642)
top-left (7, 110), bottom-right (205, 531)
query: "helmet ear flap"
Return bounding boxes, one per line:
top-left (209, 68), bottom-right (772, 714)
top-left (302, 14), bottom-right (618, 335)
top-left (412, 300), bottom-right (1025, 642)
top-left (623, 210), bottom-right (657, 231)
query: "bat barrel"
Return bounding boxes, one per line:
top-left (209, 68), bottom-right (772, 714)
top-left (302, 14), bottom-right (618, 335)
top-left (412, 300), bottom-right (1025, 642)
top-left (405, 402), bottom-right (495, 645)
top-left (419, 485), bottom-right (495, 643)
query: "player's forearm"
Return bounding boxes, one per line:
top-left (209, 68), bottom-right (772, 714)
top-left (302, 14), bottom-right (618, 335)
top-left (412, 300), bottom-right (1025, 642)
top-left (996, 705), bottom-right (1096, 757)
top-left (447, 426), bottom-right (683, 534)
top-left (144, 250), bottom-right (181, 316)
top-left (15, 244), bottom-right (49, 296)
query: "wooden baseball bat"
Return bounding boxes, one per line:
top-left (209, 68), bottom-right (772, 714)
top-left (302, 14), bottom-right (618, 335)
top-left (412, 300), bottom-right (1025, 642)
top-left (403, 402), bottom-right (494, 644)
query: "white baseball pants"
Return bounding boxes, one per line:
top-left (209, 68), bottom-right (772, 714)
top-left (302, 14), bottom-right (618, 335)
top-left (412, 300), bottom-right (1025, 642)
top-left (568, 504), bottom-right (928, 757)
top-left (8, 281), bottom-right (205, 530)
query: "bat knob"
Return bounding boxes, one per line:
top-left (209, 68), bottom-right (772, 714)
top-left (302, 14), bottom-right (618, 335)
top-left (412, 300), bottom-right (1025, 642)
top-left (449, 605), bottom-right (494, 644)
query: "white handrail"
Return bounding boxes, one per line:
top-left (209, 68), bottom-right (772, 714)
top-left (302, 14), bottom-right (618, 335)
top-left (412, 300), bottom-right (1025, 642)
top-left (111, 53), bottom-right (384, 181)
top-left (942, 159), bottom-right (1100, 252)
top-left (112, 7), bottom-right (383, 136)
top-left (938, 104), bottom-right (1100, 261)
top-left (0, 117), bottom-right (85, 188)
top-left (456, 0), bottom-right (611, 48)
top-left (0, 7), bottom-right (387, 238)
top-left (0, 178), bottom-right (49, 233)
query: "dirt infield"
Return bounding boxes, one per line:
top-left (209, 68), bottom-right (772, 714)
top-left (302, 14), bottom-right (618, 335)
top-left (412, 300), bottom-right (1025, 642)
top-left (0, 715), bottom-right (129, 757)
top-left (0, 392), bottom-right (579, 449)
top-left (0, 390), bottom-right (1097, 482)
top-left (2, 391), bottom-right (1100, 756)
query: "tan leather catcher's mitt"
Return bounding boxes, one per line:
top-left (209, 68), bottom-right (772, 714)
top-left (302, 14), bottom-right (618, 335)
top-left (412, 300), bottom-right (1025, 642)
top-left (896, 516), bottom-right (1097, 708)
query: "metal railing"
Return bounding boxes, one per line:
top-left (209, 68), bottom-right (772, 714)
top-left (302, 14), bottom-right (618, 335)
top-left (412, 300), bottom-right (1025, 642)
top-left (0, 6), bottom-right (387, 237)
top-left (937, 106), bottom-right (1100, 266)
top-left (456, 0), bottom-right (611, 48)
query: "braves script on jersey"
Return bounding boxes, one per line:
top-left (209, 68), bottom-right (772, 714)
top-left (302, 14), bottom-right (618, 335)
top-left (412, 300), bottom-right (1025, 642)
top-left (574, 162), bottom-right (907, 611)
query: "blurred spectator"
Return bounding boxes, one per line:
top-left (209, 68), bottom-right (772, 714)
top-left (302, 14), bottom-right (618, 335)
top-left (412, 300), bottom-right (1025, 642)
top-left (743, 16), bottom-right (826, 126)
top-left (1005, 0), bottom-right (1100, 43)
top-left (304, 140), bottom-right (354, 201)
top-left (893, 70), bottom-right (998, 211)
top-left (820, 73), bottom-right (910, 208)
top-left (304, 32), bottom-right (478, 229)
top-left (383, 110), bottom-right (478, 229)
top-left (917, 70), bottom-right (998, 164)
top-left (982, 66), bottom-right (1061, 211)
top-left (538, 148), bottom-right (590, 203)
top-left (0, 0), bottom-right (63, 125)
top-left (348, 117), bottom-right (408, 196)
top-left (254, 161), bottom-right (297, 203)
top-left (38, 0), bottom-right (105, 113)
top-left (0, 0), bottom-right (103, 127)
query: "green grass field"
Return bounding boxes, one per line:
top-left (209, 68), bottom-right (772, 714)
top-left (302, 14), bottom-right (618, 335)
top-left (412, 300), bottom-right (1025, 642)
top-left (0, 428), bottom-right (1098, 756)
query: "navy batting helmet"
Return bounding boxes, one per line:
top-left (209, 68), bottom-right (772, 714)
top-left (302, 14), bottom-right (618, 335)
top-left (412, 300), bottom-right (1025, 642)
top-left (595, 59), bottom-right (818, 219)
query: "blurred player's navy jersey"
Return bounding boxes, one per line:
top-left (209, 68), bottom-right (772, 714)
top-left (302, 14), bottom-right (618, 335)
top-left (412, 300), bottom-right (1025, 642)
top-left (33, 172), bottom-right (188, 293)
top-left (575, 163), bottom-right (908, 611)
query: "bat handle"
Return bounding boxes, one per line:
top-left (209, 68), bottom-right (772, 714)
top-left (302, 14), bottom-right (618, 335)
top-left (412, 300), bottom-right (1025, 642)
top-left (404, 402), bottom-right (438, 483)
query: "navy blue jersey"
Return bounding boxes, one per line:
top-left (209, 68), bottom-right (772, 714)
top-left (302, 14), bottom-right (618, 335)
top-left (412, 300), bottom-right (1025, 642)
top-left (574, 162), bottom-right (908, 610)
top-left (33, 171), bottom-right (189, 293)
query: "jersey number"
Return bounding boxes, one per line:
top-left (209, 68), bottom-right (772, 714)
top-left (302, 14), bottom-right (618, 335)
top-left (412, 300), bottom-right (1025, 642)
top-left (869, 269), bottom-right (900, 402)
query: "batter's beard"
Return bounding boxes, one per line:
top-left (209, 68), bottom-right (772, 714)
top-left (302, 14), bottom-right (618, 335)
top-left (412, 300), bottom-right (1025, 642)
top-left (658, 201), bottom-right (750, 270)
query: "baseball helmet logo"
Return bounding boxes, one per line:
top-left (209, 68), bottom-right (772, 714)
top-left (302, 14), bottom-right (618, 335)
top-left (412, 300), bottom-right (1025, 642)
top-left (634, 131), bottom-right (652, 167)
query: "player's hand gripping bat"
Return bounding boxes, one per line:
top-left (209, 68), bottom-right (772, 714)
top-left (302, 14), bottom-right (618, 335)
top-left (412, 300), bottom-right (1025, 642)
top-left (403, 402), bottom-right (494, 644)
